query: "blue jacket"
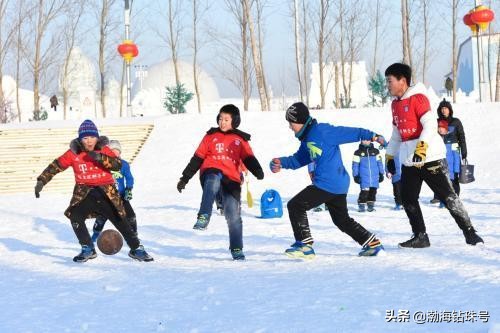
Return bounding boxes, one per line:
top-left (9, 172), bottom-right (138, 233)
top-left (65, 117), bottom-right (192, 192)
top-left (279, 120), bottom-right (375, 194)
top-left (445, 142), bottom-right (461, 180)
top-left (113, 159), bottom-right (134, 197)
top-left (352, 143), bottom-right (384, 188)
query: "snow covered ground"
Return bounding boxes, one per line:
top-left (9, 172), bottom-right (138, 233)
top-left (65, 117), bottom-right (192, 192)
top-left (1, 103), bottom-right (500, 333)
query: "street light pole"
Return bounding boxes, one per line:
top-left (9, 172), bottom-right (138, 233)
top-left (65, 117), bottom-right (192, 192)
top-left (124, 0), bottom-right (133, 116)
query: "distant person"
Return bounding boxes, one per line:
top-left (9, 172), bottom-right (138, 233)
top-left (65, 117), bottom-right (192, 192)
top-left (437, 120), bottom-right (461, 209)
top-left (430, 98), bottom-right (467, 204)
top-left (177, 104), bottom-right (264, 260)
top-left (270, 102), bottom-right (387, 259)
top-left (352, 139), bottom-right (384, 212)
top-left (50, 95), bottom-right (58, 111)
top-left (34, 120), bottom-right (153, 262)
top-left (91, 140), bottom-right (138, 241)
top-left (444, 77), bottom-right (453, 97)
top-left (384, 63), bottom-right (483, 248)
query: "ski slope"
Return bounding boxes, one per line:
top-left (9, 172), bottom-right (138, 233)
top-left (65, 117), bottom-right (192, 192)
top-left (1, 103), bottom-right (500, 333)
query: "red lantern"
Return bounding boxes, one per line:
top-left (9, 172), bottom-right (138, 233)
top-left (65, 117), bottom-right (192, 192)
top-left (463, 13), bottom-right (477, 34)
top-left (117, 40), bottom-right (139, 63)
top-left (470, 6), bottom-right (495, 31)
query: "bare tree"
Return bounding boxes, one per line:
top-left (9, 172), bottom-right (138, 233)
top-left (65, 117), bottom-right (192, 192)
top-left (293, 0), bottom-right (303, 101)
top-left (401, 0), bottom-right (413, 69)
top-left (421, 0), bottom-right (429, 85)
top-left (25, 0), bottom-right (67, 120)
top-left (0, 0), bottom-right (15, 112)
top-left (301, 0), bottom-right (310, 105)
top-left (243, 0), bottom-right (269, 111)
top-left (314, 0), bottom-right (335, 109)
top-left (371, 0), bottom-right (380, 77)
top-left (192, 0), bottom-right (210, 113)
top-left (255, 0), bottom-right (271, 110)
top-left (450, 0), bottom-right (463, 103)
top-left (495, 40), bottom-right (500, 102)
top-left (60, 0), bottom-right (86, 120)
top-left (168, 0), bottom-right (182, 86)
top-left (14, 0), bottom-right (29, 122)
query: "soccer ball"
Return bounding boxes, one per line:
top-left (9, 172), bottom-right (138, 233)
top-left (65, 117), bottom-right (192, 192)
top-left (97, 229), bottom-right (123, 255)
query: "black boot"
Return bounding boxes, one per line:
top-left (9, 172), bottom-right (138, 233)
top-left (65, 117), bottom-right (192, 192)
top-left (463, 227), bottom-right (484, 245)
top-left (399, 232), bottom-right (430, 248)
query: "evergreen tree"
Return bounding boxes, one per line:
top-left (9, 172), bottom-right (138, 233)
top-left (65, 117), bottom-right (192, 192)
top-left (368, 70), bottom-right (389, 107)
top-left (163, 83), bottom-right (194, 114)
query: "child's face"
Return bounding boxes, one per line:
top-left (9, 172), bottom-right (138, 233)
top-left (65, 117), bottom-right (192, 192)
top-left (438, 127), bottom-right (447, 135)
top-left (81, 136), bottom-right (98, 151)
top-left (111, 148), bottom-right (121, 157)
top-left (218, 112), bottom-right (233, 132)
top-left (361, 140), bottom-right (371, 146)
top-left (289, 122), bottom-right (303, 134)
top-left (441, 107), bottom-right (450, 118)
top-left (386, 74), bottom-right (407, 97)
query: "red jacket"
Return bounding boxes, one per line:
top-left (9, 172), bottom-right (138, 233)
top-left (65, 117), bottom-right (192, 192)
top-left (391, 93), bottom-right (430, 142)
top-left (194, 130), bottom-right (256, 183)
top-left (57, 146), bottom-right (117, 186)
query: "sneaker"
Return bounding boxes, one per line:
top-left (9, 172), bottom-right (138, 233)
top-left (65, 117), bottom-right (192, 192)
top-left (230, 248), bottom-right (246, 260)
top-left (128, 245), bottom-right (154, 262)
top-left (463, 227), bottom-right (484, 245)
top-left (285, 241), bottom-right (315, 259)
top-left (359, 239), bottom-right (385, 256)
top-left (193, 214), bottom-right (210, 230)
top-left (430, 198), bottom-right (440, 204)
top-left (73, 245), bottom-right (97, 262)
top-left (367, 202), bottom-right (375, 212)
top-left (398, 232), bottom-right (431, 248)
top-left (438, 202), bottom-right (446, 209)
top-left (358, 203), bottom-right (366, 212)
top-left (91, 231), bottom-right (100, 243)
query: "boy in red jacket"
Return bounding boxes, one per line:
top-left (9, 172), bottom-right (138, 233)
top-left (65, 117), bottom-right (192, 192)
top-left (177, 104), bottom-right (264, 260)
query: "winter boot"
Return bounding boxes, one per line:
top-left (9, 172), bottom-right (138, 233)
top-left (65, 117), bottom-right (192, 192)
top-left (438, 201), bottom-right (446, 209)
top-left (128, 245), bottom-right (154, 262)
top-left (367, 202), bottom-right (375, 212)
top-left (358, 203), bottom-right (366, 212)
top-left (463, 227), bottom-right (484, 245)
top-left (393, 204), bottom-right (403, 211)
top-left (398, 232), bottom-right (431, 248)
top-left (230, 248), bottom-right (246, 260)
top-left (359, 238), bottom-right (385, 256)
top-left (285, 241), bottom-right (315, 259)
top-left (193, 214), bottom-right (210, 230)
top-left (73, 245), bottom-right (97, 262)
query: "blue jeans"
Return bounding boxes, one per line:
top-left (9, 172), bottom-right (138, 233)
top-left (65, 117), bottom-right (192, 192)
top-left (199, 173), bottom-right (243, 249)
top-left (198, 173), bottom-right (223, 219)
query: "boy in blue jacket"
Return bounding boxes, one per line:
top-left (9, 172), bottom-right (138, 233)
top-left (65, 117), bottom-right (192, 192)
top-left (385, 151), bottom-right (403, 210)
top-left (92, 140), bottom-right (137, 241)
top-left (270, 102), bottom-right (387, 258)
top-left (352, 140), bottom-right (385, 212)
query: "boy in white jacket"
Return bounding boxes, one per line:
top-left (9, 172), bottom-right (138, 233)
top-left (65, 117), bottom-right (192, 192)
top-left (384, 63), bottom-right (483, 248)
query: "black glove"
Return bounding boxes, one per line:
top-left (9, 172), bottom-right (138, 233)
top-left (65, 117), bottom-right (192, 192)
top-left (379, 173), bottom-right (384, 182)
top-left (177, 178), bottom-right (187, 193)
top-left (87, 151), bottom-right (103, 163)
top-left (35, 180), bottom-right (44, 198)
top-left (354, 175), bottom-right (361, 184)
top-left (124, 188), bottom-right (133, 200)
top-left (386, 155), bottom-right (396, 175)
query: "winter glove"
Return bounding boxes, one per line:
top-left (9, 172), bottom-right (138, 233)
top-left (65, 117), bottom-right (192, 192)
top-left (34, 180), bottom-right (44, 198)
top-left (124, 188), bottom-right (133, 201)
top-left (372, 134), bottom-right (388, 148)
top-left (269, 158), bottom-right (282, 173)
top-left (412, 141), bottom-right (428, 167)
top-left (87, 151), bottom-right (103, 163)
top-left (386, 154), bottom-right (396, 175)
top-left (177, 178), bottom-right (187, 193)
top-left (353, 175), bottom-right (361, 184)
top-left (379, 173), bottom-right (384, 182)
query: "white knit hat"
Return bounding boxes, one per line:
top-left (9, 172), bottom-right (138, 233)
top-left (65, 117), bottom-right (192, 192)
top-left (108, 139), bottom-right (122, 153)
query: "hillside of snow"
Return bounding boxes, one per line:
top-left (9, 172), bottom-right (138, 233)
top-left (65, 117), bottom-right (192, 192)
top-left (1, 102), bottom-right (500, 333)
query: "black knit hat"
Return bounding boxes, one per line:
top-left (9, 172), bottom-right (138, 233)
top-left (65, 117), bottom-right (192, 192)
top-left (437, 98), bottom-right (454, 119)
top-left (285, 102), bottom-right (310, 124)
top-left (217, 104), bottom-right (241, 128)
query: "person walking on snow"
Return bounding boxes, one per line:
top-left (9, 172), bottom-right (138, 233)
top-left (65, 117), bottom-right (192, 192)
top-left (270, 102), bottom-right (388, 259)
top-left (177, 104), bottom-right (264, 260)
top-left (352, 140), bottom-right (385, 212)
top-left (384, 63), bottom-right (483, 248)
top-left (34, 120), bottom-right (153, 262)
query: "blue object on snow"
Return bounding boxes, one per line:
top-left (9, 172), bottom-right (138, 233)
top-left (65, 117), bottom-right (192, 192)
top-left (260, 189), bottom-right (283, 219)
